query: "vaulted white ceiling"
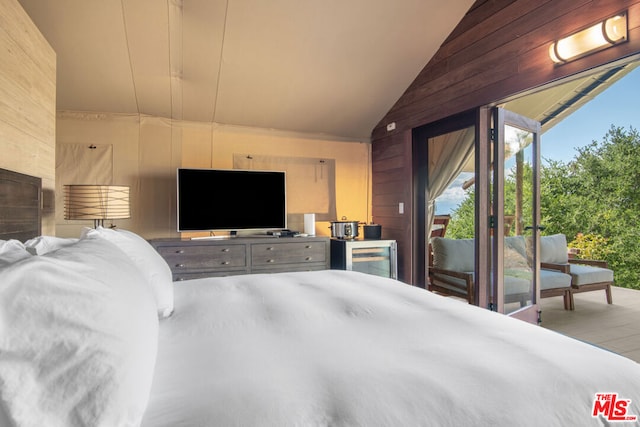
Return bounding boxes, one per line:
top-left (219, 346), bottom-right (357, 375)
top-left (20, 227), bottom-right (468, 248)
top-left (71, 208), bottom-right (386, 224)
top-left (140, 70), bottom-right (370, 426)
top-left (17, 0), bottom-right (475, 140)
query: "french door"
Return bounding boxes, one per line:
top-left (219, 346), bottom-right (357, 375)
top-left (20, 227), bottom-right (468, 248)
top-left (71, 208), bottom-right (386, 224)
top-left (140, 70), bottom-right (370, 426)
top-left (489, 108), bottom-right (542, 324)
top-left (413, 107), bottom-right (542, 324)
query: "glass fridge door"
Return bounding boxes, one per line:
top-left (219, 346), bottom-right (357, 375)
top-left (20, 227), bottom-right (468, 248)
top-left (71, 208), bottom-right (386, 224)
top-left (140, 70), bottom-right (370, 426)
top-left (347, 241), bottom-right (397, 279)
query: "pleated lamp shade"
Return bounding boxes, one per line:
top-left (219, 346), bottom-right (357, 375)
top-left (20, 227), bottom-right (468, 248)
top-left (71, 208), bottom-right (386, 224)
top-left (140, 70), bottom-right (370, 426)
top-left (64, 185), bottom-right (130, 227)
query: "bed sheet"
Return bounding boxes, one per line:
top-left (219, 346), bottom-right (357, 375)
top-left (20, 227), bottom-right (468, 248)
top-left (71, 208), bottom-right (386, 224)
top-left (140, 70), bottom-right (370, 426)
top-left (141, 270), bottom-right (640, 427)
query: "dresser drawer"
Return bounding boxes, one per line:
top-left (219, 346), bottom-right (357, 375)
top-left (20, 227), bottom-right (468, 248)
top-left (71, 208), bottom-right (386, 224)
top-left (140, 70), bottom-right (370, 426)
top-left (173, 270), bottom-right (248, 281)
top-left (157, 244), bottom-right (247, 271)
top-left (251, 241), bottom-right (326, 266)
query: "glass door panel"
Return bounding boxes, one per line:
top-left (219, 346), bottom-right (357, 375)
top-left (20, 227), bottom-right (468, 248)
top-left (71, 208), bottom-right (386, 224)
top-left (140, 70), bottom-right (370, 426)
top-left (503, 124), bottom-right (534, 315)
top-left (346, 240), bottom-right (398, 279)
top-left (492, 109), bottom-right (541, 324)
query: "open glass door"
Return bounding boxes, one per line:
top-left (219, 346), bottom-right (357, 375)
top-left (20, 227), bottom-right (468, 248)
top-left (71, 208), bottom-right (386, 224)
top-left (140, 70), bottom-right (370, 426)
top-left (491, 108), bottom-right (542, 324)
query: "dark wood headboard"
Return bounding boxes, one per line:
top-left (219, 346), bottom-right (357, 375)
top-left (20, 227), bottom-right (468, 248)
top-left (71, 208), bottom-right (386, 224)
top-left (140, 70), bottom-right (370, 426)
top-left (0, 168), bottom-right (42, 241)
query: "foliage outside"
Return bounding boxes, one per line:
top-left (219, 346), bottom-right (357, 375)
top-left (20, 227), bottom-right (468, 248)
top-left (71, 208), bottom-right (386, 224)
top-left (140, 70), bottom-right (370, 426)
top-left (567, 233), bottom-right (613, 261)
top-left (446, 126), bottom-right (640, 290)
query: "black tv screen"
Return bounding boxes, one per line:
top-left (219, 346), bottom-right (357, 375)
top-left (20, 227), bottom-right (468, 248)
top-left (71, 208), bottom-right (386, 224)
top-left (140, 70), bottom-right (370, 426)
top-left (177, 168), bottom-right (287, 232)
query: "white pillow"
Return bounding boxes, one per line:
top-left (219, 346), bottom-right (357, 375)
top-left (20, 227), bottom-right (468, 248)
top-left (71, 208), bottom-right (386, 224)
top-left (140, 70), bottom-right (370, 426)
top-left (81, 227), bottom-right (174, 318)
top-left (24, 235), bottom-right (78, 255)
top-left (0, 239), bottom-right (31, 267)
top-left (0, 237), bottom-right (158, 427)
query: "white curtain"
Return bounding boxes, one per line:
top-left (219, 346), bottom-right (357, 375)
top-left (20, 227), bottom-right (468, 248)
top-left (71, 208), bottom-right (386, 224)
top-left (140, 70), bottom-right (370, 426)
top-left (426, 127), bottom-right (475, 238)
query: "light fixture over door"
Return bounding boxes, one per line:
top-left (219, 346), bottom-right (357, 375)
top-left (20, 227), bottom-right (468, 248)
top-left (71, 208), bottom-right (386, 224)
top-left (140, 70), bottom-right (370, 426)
top-left (549, 13), bottom-right (628, 64)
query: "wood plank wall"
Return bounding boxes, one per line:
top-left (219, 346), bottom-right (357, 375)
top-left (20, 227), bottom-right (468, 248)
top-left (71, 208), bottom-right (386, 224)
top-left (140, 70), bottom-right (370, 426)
top-left (371, 0), bottom-right (640, 284)
top-left (371, 130), bottom-right (413, 282)
top-left (0, 0), bottom-right (56, 235)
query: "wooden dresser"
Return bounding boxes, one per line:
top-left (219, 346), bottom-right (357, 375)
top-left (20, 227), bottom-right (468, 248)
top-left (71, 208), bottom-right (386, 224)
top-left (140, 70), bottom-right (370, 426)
top-left (150, 236), bottom-right (330, 281)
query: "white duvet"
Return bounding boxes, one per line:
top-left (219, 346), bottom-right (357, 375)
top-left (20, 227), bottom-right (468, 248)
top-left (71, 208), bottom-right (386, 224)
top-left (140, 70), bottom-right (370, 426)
top-left (142, 270), bottom-right (640, 427)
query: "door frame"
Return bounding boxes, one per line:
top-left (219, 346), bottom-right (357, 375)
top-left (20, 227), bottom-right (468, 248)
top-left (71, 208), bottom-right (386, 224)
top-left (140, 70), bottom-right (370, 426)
top-left (488, 107), bottom-right (542, 323)
top-left (412, 109), bottom-right (478, 288)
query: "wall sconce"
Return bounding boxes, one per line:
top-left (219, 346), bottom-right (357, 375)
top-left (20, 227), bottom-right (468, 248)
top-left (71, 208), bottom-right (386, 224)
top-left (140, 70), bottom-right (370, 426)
top-left (549, 13), bottom-right (627, 64)
top-left (64, 185), bottom-right (130, 228)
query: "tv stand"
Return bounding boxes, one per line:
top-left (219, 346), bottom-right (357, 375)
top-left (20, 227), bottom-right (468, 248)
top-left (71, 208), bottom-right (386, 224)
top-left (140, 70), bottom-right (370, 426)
top-left (150, 236), bottom-right (330, 281)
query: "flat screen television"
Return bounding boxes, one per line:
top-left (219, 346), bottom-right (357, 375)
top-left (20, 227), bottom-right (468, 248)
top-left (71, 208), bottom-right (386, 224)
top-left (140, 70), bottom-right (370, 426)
top-left (177, 168), bottom-right (287, 232)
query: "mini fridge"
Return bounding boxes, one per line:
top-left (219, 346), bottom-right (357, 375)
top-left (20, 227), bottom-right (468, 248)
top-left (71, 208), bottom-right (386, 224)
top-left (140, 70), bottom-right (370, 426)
top-left (330, 239), bottom-right (397, 279)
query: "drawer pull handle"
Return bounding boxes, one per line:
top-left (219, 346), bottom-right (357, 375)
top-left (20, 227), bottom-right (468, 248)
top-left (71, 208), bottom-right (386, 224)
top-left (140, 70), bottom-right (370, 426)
top-left (267, 259), bottom-right (275, 263)
top-left (305, 257), bottom-right (312, 261)
top-left (267, 247), bottom-right (274, 251)
top-left (222, 248), bottom-right (229, 252)
top-left (221, 261), bottom-right (230, 265)
top-left (177, 277), bottom-right (185, 281)
top-left (175, 263), bottom-right (185, 268)
top-left (305, 245), bottom-right (312, 249)
top-left (176, 249), bottom-right (185, 254)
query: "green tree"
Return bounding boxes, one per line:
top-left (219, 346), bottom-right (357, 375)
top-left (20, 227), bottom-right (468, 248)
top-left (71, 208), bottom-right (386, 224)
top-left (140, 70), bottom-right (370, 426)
top-left (446, 188), bottom-right (475, 239)
top-left (447, 163), bottom-right (533, 238)
top-left (541, 126), bottom-right (640, 289)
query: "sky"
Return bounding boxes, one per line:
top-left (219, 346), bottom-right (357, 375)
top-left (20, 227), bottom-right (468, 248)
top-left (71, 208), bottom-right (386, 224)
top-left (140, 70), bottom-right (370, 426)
top-left (541, 66), bottom-right (640, 163)
top-left (435, 66), bottom-right (640, 215)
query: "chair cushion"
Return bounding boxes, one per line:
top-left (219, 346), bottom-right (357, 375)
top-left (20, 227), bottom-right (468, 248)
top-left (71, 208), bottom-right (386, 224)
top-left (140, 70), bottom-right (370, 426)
top-left (539, 234), bottom-right (569, 264)
top-left (431, 237), bottom-right (474, 272)
top-left (432, 236), bottom-right (529, 271)
top-left (569, 264), bottom-right (614, 286)
top-left (505, 236), bottom-right (527, 257)
top-left (539, 269), bottom-right (571, 290)
top-left (504, 236), bottom-right (529, 269)
top-left (432, 271), bottom-right (530, 297)
top-left (504, 275), bottom-right (531, 295)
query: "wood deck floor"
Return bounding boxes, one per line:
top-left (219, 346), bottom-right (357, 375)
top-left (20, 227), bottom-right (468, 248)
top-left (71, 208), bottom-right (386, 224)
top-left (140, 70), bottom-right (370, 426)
top-left (541, 286), bottom-right (640, 363)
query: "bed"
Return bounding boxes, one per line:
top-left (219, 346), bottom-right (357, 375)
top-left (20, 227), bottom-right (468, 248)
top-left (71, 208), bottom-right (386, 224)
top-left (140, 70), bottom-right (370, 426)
top-left (1, 168), bottom-right (640, 427)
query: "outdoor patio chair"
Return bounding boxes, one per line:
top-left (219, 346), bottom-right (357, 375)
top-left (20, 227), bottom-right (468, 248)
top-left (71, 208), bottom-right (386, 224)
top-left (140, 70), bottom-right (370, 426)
top-left (429, 236), bottom-right (572, 309)
top-left (535, 234), bottom-right (614, 310)
top-left (428, 237), bottom-right (477, 303)
top-left (428, 215), bottom-right (451, 269)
